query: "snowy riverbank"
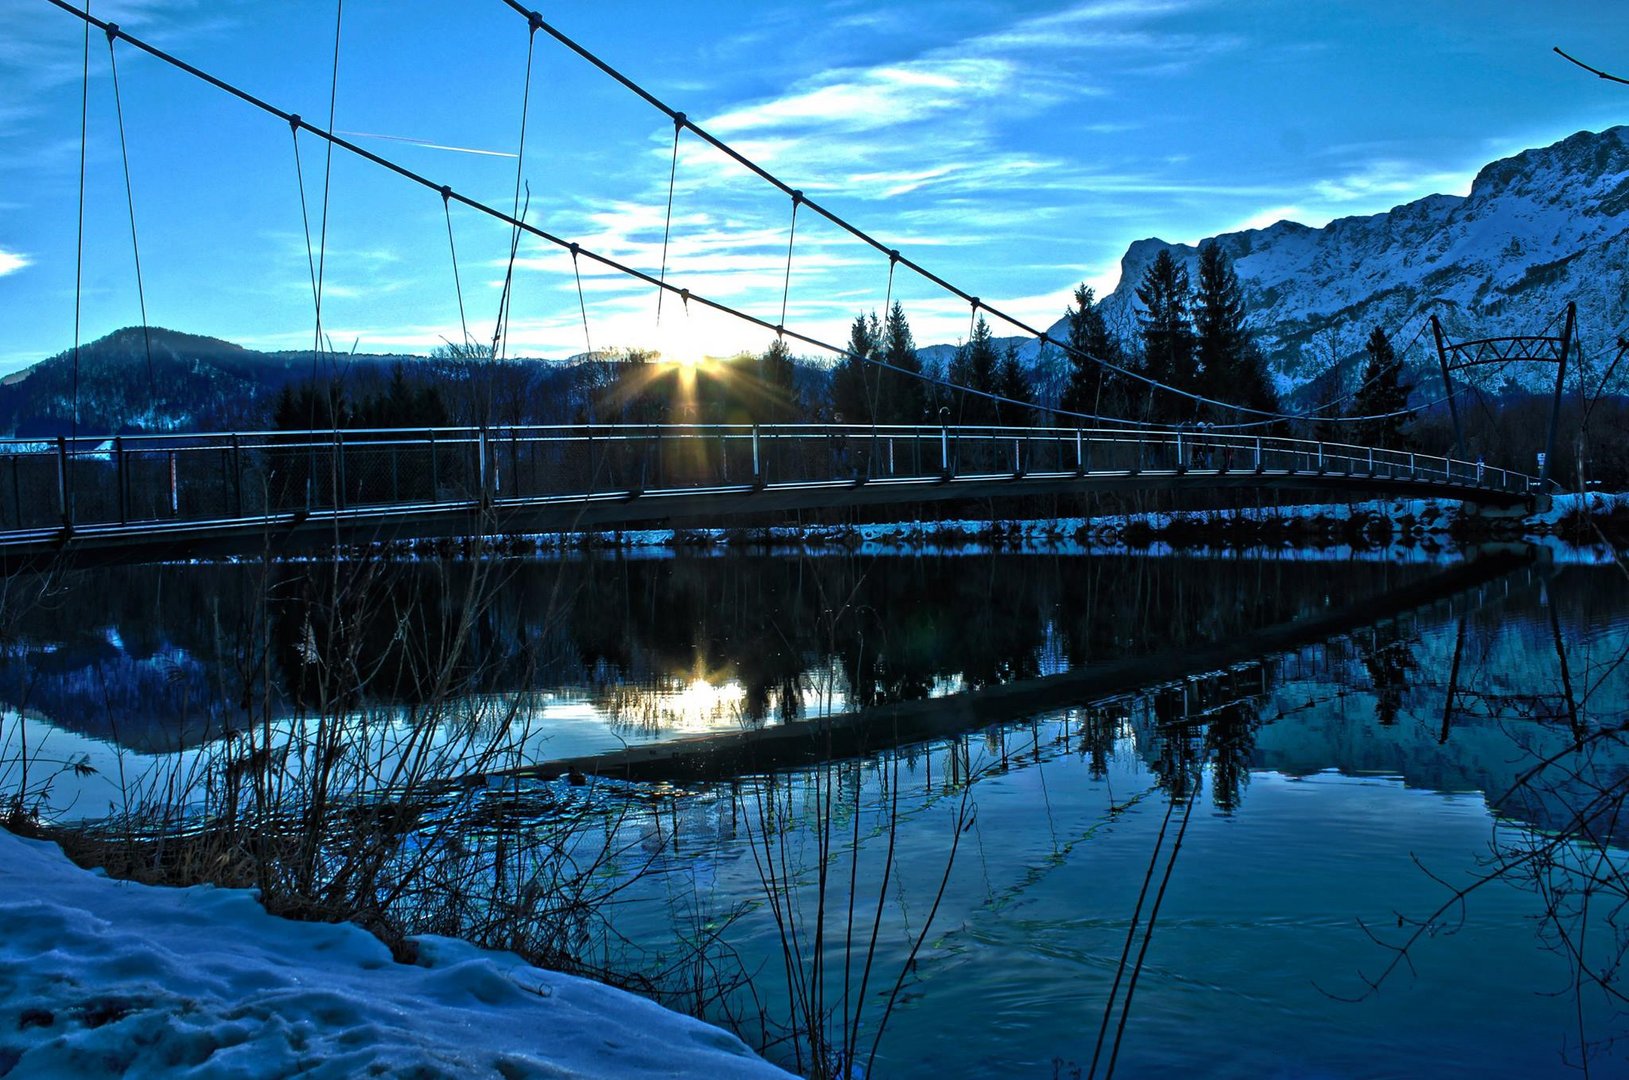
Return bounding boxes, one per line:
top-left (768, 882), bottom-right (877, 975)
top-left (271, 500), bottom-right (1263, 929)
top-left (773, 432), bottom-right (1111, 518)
top-left (0, 828), bottom-right (789, 1079)
top-left (299, 492), bottom-right (1627, 566)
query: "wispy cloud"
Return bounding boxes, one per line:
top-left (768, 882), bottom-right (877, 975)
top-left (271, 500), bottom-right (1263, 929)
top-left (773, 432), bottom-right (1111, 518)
top-left (0, 249), bottom-right (29, 277)
top-left (1311, 161), bottom-right (1469, 204)
top-left (707, 58), bottom-right (1023, 137)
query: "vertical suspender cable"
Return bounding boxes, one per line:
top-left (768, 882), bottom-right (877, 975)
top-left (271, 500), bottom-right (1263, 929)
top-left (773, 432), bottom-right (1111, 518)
top-left (72, 2), bottom-right (91, 445)
top-left (492, 18), bottom-right (538, 362)
top-left (779, 191), bottom-right (801, 332)
top-left (571, 244), bottom-right (593, 357)
top-left (313, 0), bottom-right (344, 380)
top-left (106, 27), bottom-right (156, 403)
top-left (655, 115), bottom-right (683, 324)
top-left (441, 188), bottom-right (470, 349)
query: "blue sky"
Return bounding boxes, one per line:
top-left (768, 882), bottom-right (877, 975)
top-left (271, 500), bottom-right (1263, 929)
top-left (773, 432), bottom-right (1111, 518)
top-left (1, 0), bottom-right (1626, 374)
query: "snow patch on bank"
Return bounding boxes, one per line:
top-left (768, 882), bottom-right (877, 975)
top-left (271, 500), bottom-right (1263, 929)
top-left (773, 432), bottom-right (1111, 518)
top-left (0, 828), bottom-right (789, 1079)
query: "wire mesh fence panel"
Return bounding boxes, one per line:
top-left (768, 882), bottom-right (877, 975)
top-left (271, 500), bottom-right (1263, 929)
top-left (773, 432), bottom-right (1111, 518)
top-left (0, 456), bottom-right (60, 531)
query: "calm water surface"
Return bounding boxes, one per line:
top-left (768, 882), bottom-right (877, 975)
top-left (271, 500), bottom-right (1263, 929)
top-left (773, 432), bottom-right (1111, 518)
top-left (2, 550), bottom-right (1626, 1077)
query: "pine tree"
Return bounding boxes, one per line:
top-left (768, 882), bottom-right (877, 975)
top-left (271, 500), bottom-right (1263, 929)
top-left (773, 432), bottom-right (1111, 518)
top-left (994, 341), bottom-right (1033, 425)
top-left (1058, 283), bottom-right (1125, 420)
top-left (1353, 326), bottom-right (1412, 448)
top-left (1193, 243), bottom-right (1247, 404)
top-left (1136, 249), bottom-right (1197, 422)
top-left (1193, 242), bottom-right (1278, 426)
top-left (879, 301), bottom-right (926, 424)
top-left (830, 312), bottom-right (879, 423)
top-left (757, 337), bottom-right (801, 424)
top-left (950, 314), bottom-right (1001, 425)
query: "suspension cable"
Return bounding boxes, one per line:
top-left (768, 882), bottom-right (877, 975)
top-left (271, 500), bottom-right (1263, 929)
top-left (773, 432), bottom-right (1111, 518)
top-left (51, 1), bottom-right (1437, 437)
top-left (486, 0), bottom-right (1403, 428)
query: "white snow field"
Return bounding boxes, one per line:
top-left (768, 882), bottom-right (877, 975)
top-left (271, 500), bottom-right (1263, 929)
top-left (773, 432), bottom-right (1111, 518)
top-left (0, 828), bottom-right (791, 1079)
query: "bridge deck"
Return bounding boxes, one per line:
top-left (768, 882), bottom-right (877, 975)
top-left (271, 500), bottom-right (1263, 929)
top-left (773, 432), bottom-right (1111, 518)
top-left (0, 424), bottom-right (1537, 568)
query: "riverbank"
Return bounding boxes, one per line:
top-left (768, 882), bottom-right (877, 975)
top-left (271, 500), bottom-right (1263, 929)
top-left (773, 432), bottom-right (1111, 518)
top-left (323, 491), bottom-right (1627, 563)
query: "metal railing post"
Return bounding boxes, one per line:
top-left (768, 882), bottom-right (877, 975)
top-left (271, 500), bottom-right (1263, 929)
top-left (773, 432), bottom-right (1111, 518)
top-left (334, 431), bottom-right (346, 511)
top-left (477, 426), bottom-right (491, 508)
top-left (940, 422), bottom-right (950, 478)
top-left (752, 424), bottom-right (762, 486)
top-left (55, 435), bottom-right (69, 526)
top-left (1075, 428), bottom-right (1085, 475)
top-left (169, 450), bottom-right (179, 516)
top-left (231, 434), bottom-right (243, 518)
top-left (114, 436), bottom-right (128, 525)
top-left (429, 430), bottom-right (439, 504)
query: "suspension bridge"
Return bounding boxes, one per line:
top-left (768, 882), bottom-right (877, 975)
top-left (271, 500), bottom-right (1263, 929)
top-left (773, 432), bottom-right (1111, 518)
top-left (18, 1), bottom-right (1566, 570)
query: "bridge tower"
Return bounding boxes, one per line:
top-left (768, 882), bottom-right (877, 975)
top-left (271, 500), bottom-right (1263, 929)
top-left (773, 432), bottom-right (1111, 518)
top-left (1430, 303), bottom-right (1575, 487)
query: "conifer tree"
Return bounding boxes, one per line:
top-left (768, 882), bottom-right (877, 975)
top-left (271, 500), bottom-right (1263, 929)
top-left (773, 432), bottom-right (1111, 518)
top-left (1353, 326), bottom-right (1412, 448)
top-left (830, 312), bottom-right (879, 422)
top-left (948, 314), bottom-right (1000, 424)
top-left (994, 341), bottom-right (1034, 425)
top-left (1193, 241), bottom-right (1278, 425)
top-left (1136, 249), bottom-right (1197, 421)
top-left (879, 301), bottom-right (926, 424)
top-left (1058, 283), bottom-right (1125, 420)
top-left (757, 337), bottom-right (801, 423)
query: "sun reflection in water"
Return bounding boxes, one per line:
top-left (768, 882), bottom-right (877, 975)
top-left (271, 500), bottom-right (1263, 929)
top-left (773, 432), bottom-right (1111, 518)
top-left (605, 674), bottom-right (750, 736)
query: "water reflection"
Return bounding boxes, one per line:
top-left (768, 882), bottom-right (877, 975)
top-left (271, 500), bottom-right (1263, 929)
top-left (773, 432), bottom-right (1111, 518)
top-left (3, 551), bottom-right (1628, 1075)
top-left (0, 553), bottom-right (1447, 765)
top-left (588, 565), bottom-right (1629, 1076)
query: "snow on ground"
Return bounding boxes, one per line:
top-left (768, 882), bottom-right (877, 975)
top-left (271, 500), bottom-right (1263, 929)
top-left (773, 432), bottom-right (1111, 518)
top-left (0, 828), bottom-right (790, 1079)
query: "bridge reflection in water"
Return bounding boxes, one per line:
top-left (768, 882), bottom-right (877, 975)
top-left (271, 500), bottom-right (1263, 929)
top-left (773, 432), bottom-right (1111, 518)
top-left (0, 422), bottom-right (1537, 563)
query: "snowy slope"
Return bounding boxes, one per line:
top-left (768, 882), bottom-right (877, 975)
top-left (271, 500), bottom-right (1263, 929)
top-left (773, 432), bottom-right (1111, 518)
top-left (1083, 127), bottom-right (1629, 391)
top-left (0, 828), bottom-right (789, 1079)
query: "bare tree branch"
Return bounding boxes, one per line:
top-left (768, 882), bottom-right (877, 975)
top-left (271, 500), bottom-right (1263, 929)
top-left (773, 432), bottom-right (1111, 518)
top-left (1555, 47), bottom-right (1629, 86)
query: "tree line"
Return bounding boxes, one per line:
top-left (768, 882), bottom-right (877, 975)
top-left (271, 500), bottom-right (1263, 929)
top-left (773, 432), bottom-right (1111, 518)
top-left (266, 243), bottom-right (1426, 455)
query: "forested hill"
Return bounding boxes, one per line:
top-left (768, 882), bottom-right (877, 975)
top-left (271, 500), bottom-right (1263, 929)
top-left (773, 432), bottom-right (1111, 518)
top-left (0, 328), bottom-right (569, 437)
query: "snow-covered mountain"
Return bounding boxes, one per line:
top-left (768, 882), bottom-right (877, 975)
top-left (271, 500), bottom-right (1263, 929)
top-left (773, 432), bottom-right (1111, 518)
top-left (1086, 126), bottom-right (1629, 394)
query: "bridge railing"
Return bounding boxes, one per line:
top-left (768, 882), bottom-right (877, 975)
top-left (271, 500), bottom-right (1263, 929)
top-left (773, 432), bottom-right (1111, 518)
top-left (0, 424), bottom-right (1535, 535)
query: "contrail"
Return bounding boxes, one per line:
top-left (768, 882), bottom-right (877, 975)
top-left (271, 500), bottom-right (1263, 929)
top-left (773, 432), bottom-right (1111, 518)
top-left (335, 130), bottom-right (518, 158)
